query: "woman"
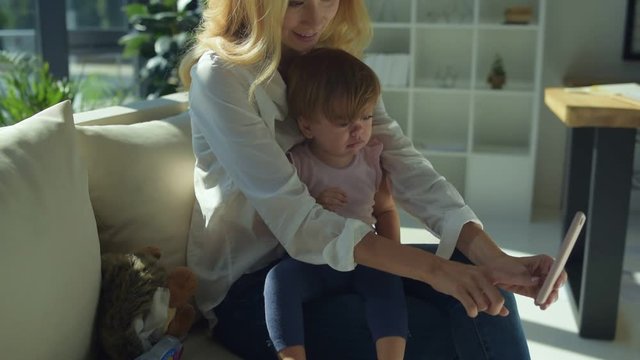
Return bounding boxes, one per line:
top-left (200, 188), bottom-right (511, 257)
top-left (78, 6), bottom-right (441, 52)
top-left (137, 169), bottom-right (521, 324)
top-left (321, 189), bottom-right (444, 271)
top-left (179, 1), bottom-right (564, 359)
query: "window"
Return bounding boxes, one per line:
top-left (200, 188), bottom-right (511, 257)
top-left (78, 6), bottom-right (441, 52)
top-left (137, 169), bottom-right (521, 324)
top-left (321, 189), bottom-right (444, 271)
top-left (0, 0), bottom-right (36, 54)
top-left (67, 0), bottom-right (136, 110)
top-left (624, 0), bottom-right (640, 60)
top-left (1, 0), bottom-right (138, 111)
top-left (67, 0), bottom-right (128, 30)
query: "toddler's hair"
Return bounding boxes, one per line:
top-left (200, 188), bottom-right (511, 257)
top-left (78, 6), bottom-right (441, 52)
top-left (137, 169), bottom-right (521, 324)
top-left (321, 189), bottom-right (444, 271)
top-left (287, 48), bottom-right (380, 123)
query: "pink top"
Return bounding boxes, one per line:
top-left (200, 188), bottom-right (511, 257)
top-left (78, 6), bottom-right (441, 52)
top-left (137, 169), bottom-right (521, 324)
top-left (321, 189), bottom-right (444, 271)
top-left (288, 140), bottom-right (384, 226)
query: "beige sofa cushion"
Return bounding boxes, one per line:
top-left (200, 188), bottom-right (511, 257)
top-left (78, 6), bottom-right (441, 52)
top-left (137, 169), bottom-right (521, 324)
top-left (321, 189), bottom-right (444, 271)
top-left (76, 112), bottom-right (195, 270)
top-left (0, 101), bottom-right (101, 359)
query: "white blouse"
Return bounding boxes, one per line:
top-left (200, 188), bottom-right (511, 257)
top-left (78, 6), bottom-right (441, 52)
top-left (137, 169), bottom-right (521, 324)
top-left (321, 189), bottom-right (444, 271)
top-left (187, 51), bottom-right (481, 322)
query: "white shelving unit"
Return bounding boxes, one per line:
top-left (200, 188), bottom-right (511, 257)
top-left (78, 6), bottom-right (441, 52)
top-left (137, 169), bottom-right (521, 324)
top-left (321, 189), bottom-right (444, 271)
top-left (365, 0), bottom-right (545, 221)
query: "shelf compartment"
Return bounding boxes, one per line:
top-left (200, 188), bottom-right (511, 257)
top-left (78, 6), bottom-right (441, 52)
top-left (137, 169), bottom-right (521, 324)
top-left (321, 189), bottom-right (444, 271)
top-left (466, 153), bottom-right (534, 220)
top-left (380, 90), bottom-right (410, 134)
top-left (414, 28), bottom-right (473, 89)
top-left (479, 0), bottom-right (540, 26)
top-left (477, 24), bottom-right (539, 31)
top-left (365, 53), bottom-right (411, 88)
top-left (472, 92), bottom-right (532, 154)
top-left (372, 22), bottom-right (412, 29)
top-left (425, 154), bottom-right (467, 197)
top-left (366, 27), bottom-right (411, 54)
top-left (365, 0), bottom-right (411, 23)
top-left (412, 91), bottom-right (470, 153)
top-left (416, 0), bottom-right (474, 25)
top-left (476, 29), bottom-right (537, 91)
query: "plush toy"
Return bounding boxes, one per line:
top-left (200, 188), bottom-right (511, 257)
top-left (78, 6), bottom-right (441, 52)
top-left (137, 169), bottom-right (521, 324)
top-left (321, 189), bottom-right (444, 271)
top-left (97, 247), bottom-right (197, 360)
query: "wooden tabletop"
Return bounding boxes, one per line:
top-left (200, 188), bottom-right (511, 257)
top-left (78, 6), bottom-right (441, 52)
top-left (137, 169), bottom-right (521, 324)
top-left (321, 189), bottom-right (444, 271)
top-left (544, 87), bottom-right (640, 128)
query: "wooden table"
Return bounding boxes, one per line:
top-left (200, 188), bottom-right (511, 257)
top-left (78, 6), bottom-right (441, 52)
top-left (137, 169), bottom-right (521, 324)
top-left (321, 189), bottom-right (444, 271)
top-left (544, 87), bottom-right (639, 339)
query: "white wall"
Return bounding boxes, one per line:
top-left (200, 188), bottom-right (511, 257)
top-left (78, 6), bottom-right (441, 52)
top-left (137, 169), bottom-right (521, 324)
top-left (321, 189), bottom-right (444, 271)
top-left (534, 0), bottom-right (640, 211)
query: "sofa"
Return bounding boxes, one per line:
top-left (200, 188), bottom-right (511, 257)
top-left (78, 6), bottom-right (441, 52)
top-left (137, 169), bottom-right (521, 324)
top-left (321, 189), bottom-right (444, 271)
top-left (0, 94), bottom-right (458, 359)
top-left (0, 94), bottom-right (239, 359)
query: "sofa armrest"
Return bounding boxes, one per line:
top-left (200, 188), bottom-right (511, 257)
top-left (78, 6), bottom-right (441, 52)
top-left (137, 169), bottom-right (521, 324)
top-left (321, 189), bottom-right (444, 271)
top-left (74, 92), bottom-right (189, 126)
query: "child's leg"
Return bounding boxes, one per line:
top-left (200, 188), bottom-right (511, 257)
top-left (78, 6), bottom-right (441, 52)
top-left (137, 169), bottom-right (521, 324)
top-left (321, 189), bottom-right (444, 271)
top-left (277, 345), bottom-right (306, 360)
top-left (375, 337), bottom-right (407, 360)
top-left (354, 265), bottom-right (408, 360)
top-left (264, 257), bottom-right (352, 358)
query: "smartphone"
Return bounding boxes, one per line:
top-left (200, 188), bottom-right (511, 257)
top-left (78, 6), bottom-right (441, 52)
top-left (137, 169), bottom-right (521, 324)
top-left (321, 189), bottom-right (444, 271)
top-left (534, 211), bottom-right (586, 305)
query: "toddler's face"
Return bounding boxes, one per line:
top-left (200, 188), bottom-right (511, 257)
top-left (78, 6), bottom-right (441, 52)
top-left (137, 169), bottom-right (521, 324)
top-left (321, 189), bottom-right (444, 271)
top-left (301, 102), bottom-right (375, 159)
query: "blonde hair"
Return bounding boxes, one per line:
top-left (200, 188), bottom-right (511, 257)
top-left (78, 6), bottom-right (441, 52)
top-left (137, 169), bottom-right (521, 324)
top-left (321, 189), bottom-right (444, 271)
top-left (178, 0), bottom-right (372, 98)
top-left (287, 48), bottom-right (380, 123)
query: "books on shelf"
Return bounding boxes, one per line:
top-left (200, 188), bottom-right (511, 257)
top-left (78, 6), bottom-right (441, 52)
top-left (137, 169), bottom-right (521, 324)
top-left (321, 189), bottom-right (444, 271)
top-left (364, 53), bottom-right (410, 88)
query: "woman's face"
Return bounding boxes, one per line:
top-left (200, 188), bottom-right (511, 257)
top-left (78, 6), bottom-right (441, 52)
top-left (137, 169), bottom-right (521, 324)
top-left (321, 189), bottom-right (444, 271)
top-left (282, 0), bottom-right (340, 54)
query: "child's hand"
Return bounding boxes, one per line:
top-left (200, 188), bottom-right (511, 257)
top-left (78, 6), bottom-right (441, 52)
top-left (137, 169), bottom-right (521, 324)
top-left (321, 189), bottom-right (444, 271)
top-left (316, 187), bottom-right (347, 212)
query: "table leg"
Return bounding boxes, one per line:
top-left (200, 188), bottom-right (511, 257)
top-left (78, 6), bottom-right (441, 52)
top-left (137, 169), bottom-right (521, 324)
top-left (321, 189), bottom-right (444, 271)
top-left (562, 128), bottom-right (593, 304)
top-left (567, 127), bottom-right (636, 339)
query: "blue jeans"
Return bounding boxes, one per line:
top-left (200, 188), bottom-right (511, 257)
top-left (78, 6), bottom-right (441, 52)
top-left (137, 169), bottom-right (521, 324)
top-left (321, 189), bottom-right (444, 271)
top-left (212, 244), bottom-right (531, 359)
top-left (263, 258), bottom-right (408, 351)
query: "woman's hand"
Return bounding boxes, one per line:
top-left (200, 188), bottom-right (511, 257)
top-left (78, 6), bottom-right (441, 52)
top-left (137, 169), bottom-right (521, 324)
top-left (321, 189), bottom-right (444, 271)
top-left (455, 222), bottom-right (565, 310)
top-left (315, 187), bottom-right (347, 212)
top-left (428, 257), bottom-right (511, 318)
top-left (487, 253), bottom-right (566, 310)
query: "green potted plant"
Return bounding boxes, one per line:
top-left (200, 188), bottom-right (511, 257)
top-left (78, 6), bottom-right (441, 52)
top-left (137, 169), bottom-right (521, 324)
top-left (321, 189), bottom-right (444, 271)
top-left (119, 0), bottom-right (201, 99)
top-left (0, 51), bottom-right (131, 127)
top-left (0, 51), bottom-right (77, 126)
top-left (487, 53), bottom-right (506, 90)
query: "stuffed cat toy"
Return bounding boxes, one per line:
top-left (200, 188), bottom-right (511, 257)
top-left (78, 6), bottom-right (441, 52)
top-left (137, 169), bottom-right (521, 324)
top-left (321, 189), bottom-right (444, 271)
top-left (97, 247), bottom-right (197, 360)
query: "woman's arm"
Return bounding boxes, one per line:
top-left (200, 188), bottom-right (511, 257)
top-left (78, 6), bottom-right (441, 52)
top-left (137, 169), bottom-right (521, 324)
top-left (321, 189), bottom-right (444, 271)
top-left (371, 99), bottom-right (479, 259)
top-left (353, 232), bottom-right (513, 317)
top-left (456, 222), bottom-right (505, 265)
top-left (370, 98), bottom-right (562, 310)
top-left (355, 223), bottom-right (557, 315)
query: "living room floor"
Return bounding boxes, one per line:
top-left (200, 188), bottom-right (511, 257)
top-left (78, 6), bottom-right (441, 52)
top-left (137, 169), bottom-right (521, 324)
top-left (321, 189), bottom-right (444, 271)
top-left (399, 209), bottom-right (640, 360)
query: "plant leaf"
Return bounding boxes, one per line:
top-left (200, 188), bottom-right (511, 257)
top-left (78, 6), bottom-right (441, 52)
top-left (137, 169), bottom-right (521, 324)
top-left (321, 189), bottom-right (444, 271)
top-left (123, 3), bottom-right (149, 18)
top-left (177, 0), bottom-right (198, 13)
top-left (154, 36), bottom-right (174, 56)
top-left (119, 32), bottom-right (154, 58)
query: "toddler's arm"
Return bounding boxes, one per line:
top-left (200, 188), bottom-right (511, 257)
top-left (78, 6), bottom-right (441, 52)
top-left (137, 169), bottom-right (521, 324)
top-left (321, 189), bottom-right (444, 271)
top-left (373, 173), bottom-right (400, 243)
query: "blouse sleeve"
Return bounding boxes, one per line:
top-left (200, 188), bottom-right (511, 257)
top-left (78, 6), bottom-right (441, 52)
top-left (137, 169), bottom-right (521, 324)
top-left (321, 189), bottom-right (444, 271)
top-left (371, 98), bottom-right (482, 259)
top-left (189, 55), bottom-right (371, 271)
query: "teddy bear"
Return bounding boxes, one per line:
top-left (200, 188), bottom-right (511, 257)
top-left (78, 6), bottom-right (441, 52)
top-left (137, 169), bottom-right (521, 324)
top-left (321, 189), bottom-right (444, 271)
top-left (97, 246), bottom-right (198, 360)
